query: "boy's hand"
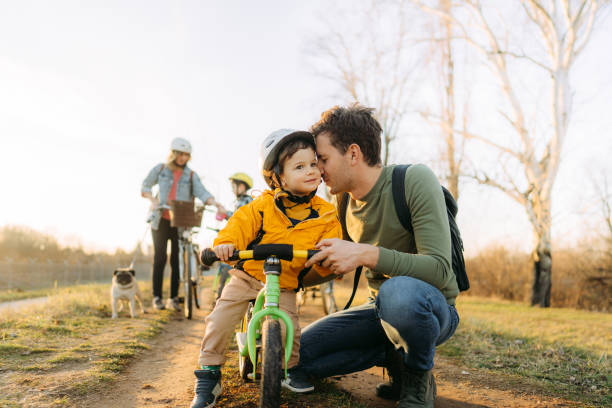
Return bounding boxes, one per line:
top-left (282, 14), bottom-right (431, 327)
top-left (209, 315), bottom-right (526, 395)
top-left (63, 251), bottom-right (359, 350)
top-left (213, 244), bottom-right (235, 262)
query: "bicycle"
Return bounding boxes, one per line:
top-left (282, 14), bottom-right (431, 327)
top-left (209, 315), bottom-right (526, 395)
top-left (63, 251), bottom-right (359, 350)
top-left (200, 243), bottom-right (321, 408)
top-left (296, 280), bottom-right (337, 315)
top-left (163, 201), bottom-right (212, 320)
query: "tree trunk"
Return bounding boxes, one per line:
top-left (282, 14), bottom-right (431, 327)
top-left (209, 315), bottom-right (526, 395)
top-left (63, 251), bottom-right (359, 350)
top-left (531, 235), bottom-right (552, 307)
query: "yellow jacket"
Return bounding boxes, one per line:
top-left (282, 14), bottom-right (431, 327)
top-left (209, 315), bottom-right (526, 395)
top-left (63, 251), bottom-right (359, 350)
top-left (214, 189), bottom-right (342, 289)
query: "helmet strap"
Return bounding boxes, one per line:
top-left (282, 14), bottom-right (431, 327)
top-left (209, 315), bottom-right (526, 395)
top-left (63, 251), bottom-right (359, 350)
top-left (282, 189), bottom-right (317, 204)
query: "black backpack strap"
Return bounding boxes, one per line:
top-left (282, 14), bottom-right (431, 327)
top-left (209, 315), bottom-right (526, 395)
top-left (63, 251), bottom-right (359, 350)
top-left (344, 266), bottom-right (362, 310)
top-left (392, 165), bottom-right (413, 234)
top-left (337, 192), bottom-right (361, 310)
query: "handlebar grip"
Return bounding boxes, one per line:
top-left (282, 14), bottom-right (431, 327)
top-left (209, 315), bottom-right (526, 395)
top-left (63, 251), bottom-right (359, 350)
top-left (201, 248), bottom-right (218, 265)
top-left (307, 249), bottom-right (320, 259)
top-left (200, 248), bottom-right (241, 266)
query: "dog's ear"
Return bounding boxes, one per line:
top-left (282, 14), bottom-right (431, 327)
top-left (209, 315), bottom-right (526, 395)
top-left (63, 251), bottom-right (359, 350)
top-left (113, 269), bottom-right (120, 276)
top-left (129, 269), bottom-right (135, 276)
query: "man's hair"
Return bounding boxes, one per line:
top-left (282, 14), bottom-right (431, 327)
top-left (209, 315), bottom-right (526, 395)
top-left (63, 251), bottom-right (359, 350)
top-left (310, 104), bottom-right (382, 166)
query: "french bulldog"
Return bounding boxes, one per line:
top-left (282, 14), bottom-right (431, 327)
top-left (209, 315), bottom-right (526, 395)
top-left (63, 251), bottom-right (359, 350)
top-left (111, 268), bottom-right (145, 318)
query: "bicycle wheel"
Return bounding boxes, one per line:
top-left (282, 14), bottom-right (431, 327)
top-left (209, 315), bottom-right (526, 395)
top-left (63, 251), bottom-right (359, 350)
top-left (184, 244), bottom-right (193, 319)
top-left (216, 264), bottom-right (231, 300)
top-left (321, 282), bottom-right (337, 315)
top-left (260, 318), bottom-right (282, 408)
top-left (238, 302), bottom-right (254, 381)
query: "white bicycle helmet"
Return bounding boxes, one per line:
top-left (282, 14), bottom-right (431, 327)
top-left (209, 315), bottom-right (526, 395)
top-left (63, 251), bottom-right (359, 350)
top-left (260, 129), bottom-right (315, 189)
top-left (170, 137), bottom-right (192, 154)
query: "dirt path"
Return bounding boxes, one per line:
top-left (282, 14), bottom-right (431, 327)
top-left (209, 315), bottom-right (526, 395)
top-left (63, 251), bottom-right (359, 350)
top-left (81, 296), bottom-right (212, 408)
top-left (78, 292), bottom-right (580, 408)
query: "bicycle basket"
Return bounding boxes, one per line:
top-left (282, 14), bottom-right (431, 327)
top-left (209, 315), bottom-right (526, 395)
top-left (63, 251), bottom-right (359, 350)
top-left (169, 200), bottom-right (203, 228)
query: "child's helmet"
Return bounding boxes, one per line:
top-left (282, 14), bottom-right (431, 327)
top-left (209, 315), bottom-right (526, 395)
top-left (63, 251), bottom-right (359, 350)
top-left (260, 129), bottom-right (315, 189)
top-left (229, 172), bottom-right (253, 189)
top-left (170, 137), bottom-right (192, 154)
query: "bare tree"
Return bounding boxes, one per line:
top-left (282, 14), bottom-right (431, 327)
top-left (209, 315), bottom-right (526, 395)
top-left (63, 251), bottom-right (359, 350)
top-left (420, 0), bottom-right (467, 199)
top-left (306, 2), bottom-right (424, 165)
top-left (416, 0), bottom-right (609, 306)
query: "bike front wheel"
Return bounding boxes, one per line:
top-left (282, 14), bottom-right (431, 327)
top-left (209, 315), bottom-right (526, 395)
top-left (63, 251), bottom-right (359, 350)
top-left (260, 318), bottom-right (282, 408)
top-left (184, 246), bottom-right (194, 319)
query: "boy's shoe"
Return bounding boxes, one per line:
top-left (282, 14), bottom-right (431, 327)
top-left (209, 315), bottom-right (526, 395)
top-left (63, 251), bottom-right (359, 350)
top-left (152, 297), bottom-right (165, 311)
top-left (166, 297), bottom-right (181, 312)
top-left (281, 368), bottom-right (314, 393)
top-left (190, 369), bottom-right (222, 408)
top-left (398, 367), bottom-right (436, 408)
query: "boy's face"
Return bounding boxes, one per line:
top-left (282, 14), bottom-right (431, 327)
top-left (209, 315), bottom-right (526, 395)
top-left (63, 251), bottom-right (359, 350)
top-left (279, 147), bottom-right (321, 196)
top-left (231, 181), bottom-right (245, 196)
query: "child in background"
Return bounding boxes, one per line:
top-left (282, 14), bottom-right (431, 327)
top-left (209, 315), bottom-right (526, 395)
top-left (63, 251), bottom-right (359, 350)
top-left (190, 130), bottom-right (341, 408)
top-left (214, 172), bottom-right (254, 300)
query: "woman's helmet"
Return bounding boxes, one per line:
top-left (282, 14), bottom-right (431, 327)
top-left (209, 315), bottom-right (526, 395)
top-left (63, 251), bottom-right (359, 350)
top-left (260, 129), bottom-right (315, 189)
top-left (229, 172), bottom-right (253, 189)
top-left (170, 137), bottom-right (192, 154)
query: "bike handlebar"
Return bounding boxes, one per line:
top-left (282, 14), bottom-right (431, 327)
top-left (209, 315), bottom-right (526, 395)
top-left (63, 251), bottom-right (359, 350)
top-left (200, 244), bottom-right (320, 266)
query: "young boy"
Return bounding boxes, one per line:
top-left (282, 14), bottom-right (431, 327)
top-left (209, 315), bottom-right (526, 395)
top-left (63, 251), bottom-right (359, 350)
top-left (190, 129), bottom-right (341, 408)
top-left (214, 172), bottom-right (254, 301)
top-left (228, 172), bottom-right (254, 213)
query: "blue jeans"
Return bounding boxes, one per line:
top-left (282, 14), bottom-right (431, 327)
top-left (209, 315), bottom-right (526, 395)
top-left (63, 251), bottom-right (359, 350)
top-left (296, 276), bottom-right (459, 377)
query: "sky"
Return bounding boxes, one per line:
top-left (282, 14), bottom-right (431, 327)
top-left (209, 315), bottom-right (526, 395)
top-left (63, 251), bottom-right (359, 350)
top-left (1, 1), bottom-right (611, 256)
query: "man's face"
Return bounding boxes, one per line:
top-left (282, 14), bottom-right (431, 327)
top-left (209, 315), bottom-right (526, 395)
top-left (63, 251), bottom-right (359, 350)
top-left (315, 131), bottom-right (350, 195)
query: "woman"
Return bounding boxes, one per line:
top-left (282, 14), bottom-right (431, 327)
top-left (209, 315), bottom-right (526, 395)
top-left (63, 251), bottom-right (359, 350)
top-left (141, 137), bottom-right (226, 311)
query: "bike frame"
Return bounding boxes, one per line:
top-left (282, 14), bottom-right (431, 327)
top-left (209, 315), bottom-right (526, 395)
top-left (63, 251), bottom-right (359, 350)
top-left (244, 256), bottom-right (294, 379)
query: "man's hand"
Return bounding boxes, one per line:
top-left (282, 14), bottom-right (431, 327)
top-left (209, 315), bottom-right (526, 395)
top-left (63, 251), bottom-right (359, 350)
top-left (213, 244), bottom-right (235, 261)
top-left (304, 238), bottom-right (379, 275)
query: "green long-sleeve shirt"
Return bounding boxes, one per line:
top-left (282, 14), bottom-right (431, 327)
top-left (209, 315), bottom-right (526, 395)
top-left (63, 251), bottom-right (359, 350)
top-left (341, 164), bottom-right (459, 305)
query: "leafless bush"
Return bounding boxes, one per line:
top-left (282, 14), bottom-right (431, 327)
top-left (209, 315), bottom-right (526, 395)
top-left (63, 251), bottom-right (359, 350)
top-left (465, 240), bottom-right (611, 311)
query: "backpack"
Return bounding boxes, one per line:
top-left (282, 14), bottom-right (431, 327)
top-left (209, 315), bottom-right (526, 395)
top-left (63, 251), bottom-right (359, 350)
top-left (339, 164), bottom-right (469, 309)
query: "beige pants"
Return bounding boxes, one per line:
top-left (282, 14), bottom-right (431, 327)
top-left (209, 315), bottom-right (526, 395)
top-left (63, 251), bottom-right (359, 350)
top-left (198, 268), bottom-right (301, 368)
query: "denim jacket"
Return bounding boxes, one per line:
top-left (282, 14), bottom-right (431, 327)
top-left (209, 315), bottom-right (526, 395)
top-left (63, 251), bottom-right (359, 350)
top-left (141, 163), bottom-right (213, 230)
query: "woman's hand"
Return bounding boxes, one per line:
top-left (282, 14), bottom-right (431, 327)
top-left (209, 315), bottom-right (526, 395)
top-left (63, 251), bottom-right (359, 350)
top-left (213, 244), bottom-right (235, 262)
top-left (215, 204), bottom-right (228, 221)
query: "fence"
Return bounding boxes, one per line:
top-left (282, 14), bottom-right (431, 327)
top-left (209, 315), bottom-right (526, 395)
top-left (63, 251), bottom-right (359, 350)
top-left (0, 259), bottom-right (152, 291)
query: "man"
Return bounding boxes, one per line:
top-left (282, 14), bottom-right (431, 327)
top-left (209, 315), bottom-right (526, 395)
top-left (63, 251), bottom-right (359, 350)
top-left (297, 104), bottom-right (460, 408)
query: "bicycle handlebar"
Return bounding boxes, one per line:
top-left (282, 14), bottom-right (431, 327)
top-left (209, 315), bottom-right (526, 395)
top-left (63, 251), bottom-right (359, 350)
top-left (200, 244), bottom-right (320, 266)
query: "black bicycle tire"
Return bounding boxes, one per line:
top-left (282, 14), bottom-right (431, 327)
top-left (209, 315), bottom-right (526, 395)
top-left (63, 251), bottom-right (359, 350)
top-left (193, 280), bottom-right (200, 309)
top-left (238, 303), bottom-right (254, 381)
top-left (184, 248), bottom-right (193, 320)
top-left (260, 319), bottom-right (282, 408)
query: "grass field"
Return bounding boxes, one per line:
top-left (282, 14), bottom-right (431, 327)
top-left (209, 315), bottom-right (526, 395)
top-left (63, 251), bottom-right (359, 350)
top-left (1, 282), bottom-right (610, 407)
top-left (438, 295), bottom-right (611, 407)
top-left (0, 283), bottom-right (170, 407)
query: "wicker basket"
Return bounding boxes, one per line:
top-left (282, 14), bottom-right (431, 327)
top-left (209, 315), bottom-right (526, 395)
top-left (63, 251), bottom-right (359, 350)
top-left (169, 200), bottom-right (203, 228)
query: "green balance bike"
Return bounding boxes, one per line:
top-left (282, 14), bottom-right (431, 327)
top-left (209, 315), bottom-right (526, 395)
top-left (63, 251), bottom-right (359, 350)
top-left (201, 244), bottom-right (328, 408)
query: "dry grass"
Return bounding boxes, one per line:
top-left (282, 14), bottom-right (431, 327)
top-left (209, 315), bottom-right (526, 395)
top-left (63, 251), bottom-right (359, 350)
top-left (439, 296), bottom-right (611, 407)
top-left (0, 283), bottom-right (170, 407)
top-left (465, 243), bottom-right (611, 311)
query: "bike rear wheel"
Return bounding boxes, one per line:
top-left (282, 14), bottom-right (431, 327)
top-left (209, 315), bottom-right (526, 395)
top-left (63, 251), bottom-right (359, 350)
top-left (238, 302), bottom-right (254, 381)
top-left (321, 283), bottom-right (337, 315)
top-left (260, 318), bottom-right (282, 408)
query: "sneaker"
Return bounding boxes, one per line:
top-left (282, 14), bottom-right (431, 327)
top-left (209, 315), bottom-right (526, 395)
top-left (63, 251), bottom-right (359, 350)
top-left (166, 297), bottom-right (182, 312)
top-left (281, 368), bottom-right (314, 393)
top-left (152, 296), bottom-right (165, 311)
top-left (190, 369), bottom-right (222, 408)
top-left (398, 367), bottom-right (436, 408)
